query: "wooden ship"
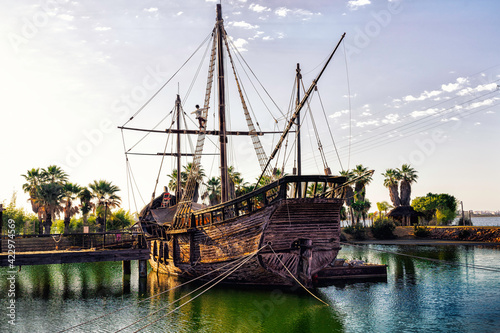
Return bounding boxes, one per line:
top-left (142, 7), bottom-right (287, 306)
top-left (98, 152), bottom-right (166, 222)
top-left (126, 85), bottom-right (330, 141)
top-left (121, 5), bottom-right (349, 287)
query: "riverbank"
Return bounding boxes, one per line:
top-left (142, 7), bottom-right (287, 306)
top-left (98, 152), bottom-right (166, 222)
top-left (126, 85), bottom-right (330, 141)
top-left (342, 226), bottom-right (500, 245)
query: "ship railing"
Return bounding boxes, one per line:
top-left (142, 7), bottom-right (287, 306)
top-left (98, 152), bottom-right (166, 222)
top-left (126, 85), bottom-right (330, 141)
top-left (173, 175), bottom-right (345, 230)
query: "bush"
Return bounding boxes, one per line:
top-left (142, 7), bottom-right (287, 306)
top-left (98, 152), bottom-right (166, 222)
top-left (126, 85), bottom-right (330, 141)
top-left (414, 225), bottom-right (431, 238)
top-left (371, 219), bottom-right (396, 239)
top-left (344, 223), bottom-right (366, 240)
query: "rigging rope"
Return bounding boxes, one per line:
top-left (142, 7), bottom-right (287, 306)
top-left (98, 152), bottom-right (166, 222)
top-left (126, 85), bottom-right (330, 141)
top-left (340, 242), bottom-right (500, 273)
top-left (121, 32), bottom-right (212, 127)
top-left (300, 80), bottom-right (328, 170)
top-left (316, 87), bottom-right (344, 171)
top-left (342, 41), bottom-right (353, 170)
top-left (56, 247), bottom-right (259, 333)
top-left (130, 245), bottom-right (269, 332)
top-left (222, 28), bottom-right (271, 176)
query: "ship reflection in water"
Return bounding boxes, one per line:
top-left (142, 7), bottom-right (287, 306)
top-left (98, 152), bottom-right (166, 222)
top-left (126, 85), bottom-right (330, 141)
top-left (1, 245), bottom-right (499, 332)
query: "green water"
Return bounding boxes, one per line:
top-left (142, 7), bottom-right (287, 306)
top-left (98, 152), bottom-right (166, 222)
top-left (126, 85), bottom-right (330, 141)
top-left (1, 244), bottom-right (499, 332)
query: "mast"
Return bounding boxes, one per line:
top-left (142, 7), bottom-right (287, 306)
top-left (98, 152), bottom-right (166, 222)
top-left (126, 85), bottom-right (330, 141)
top-left (175, 94), bottom-right (182, 200)
top-left (295, 63), bottom-right (302, 196)
top-left (216, 4), bottom-right (229, 203)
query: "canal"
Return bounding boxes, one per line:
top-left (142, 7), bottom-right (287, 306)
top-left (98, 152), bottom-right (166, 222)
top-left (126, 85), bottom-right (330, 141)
top-left (1, 244), bottom-right (499, 332)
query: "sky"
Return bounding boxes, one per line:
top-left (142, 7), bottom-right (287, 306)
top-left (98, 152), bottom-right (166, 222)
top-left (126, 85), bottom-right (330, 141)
top-left (1, 0), bottom-right (499, 216)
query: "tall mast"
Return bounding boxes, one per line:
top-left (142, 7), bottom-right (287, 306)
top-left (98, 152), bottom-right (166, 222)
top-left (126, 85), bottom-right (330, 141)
top-left (296, 63), bottom-right (302, 196)
top-left (175, 94), bottom-right (182, 200)
top-left (216, 4), bottom-right (229, 203)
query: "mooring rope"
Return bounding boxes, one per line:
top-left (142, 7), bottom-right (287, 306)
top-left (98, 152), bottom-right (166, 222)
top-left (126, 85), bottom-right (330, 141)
top-left (129, 244), bottom-right (269, 333)
top-left (56, 248), bottom-right (258, 333)
top-left (268, 245), bottom-right (329, 306)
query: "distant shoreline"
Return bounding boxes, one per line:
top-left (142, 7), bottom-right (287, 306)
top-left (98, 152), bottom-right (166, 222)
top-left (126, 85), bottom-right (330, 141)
top-left (342, 226), bottom-right (500, 245)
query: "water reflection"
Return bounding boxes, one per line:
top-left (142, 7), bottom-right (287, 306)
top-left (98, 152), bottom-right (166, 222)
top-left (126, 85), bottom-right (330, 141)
top-left (1, 245), bottom-right (499, 332)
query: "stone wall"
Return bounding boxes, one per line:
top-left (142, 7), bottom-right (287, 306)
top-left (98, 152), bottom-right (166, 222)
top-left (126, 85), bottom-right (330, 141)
top-left (428, 227), bottom-right (500, 243)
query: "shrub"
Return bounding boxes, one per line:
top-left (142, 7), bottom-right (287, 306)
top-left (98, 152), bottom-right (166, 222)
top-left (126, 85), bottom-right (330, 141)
top-left (371, 219), bottom-right (396, 239)
top-left (344, 223), bottom-right (366, 240)
top-left (414, 225), bottom-right (431, 238)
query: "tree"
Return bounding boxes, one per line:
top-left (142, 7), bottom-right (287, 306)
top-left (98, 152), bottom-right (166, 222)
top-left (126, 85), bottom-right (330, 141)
top-left (205, 177), bottom-right (221, 206)
top-left (228, 166), bottom-right (249, 197)
top-left (21, 168), bottom-right (43, 233)
top-left (61, 183), bottom-right (81, 234)
top-left (2, 193), bottom-right (38, 235)
top-left (338, 170), bottom-right (355, 226)
top-left (35, 182), bottom-right (64, 234)
top-left (89, 180), bottom-right (121, 232)
top-left (351, 200), bottom-right (371, 225)
top-left (107, 209), bottom-right (134, 231)
top-left (376, 201), bottom-right (393, 219)
top-left (398, 164), bottom-right (418, 206)
top-left (168, 163), bottom-right (206, 197)
top-left (78, 187), bottom-right (93, 228)
top-left (351, 164), bottom-right (373, 202)
top-left (412, 193), bottom-right (458, 225)
top-left (41, 165), bottom-right (68, 184)
top-left (382, 168), bottom-right (401, 207)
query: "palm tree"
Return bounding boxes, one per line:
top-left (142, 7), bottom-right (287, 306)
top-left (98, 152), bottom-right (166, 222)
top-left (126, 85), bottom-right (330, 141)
top-left (382, 168), bottom-right (401, 207)
top-left (205, 177), bottom-right (221, 206)
top-left (78, 187), bottom-right (93, 229)
top-left (89, 180), bottom-right (121, 232)
top-left (227, 166), bottom-right (250, 197)
top-left (398, 164), bottom-right (418, 206)
top-left (41, 165), bottom-right (68, 184)
top-left (351, 164), bottom-right (373, 202)
top-left (168, 163), bottom-right (206, 194)
top-left (338, 170), bottom-right (355, 226)
top-left (21, 168), bottom-right (43, 234)
top-left (61, 183), bottom-right (81, 233)
top-left (35, 182), bottom-right (64, 234)
top-left (376, 201), bottom-right (393, 219)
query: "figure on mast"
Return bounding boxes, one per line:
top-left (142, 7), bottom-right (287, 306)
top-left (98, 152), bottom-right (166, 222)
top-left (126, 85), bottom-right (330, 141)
top-left (192, 104), bottom-right (208, 129)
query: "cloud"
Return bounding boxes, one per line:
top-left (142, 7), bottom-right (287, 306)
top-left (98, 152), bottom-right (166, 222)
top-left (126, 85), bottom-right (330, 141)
top-left (382, 113), bottom-right (400, 124)
top-left (467, 99), bottom-right (494, 110)
top-left (441, 77), bottom-right (468, 92)
top-left (356, 119), bottom-right (379, 127)
top-left (58, 14), bottom-right (74, 21)
top-left (347, 0), bottom-right (371, 10)
top-left (275, 7), bottom-right (290, 17)
top-left (231, 37), bottom-right (248, 52)
top-left (176, 11), bottom-right (183, 16)
top-left (95, 26), bottom-right (111, 31)
top-left (230, 21), bottom-right (259, 29)
top-left (144, 7), bottom-right (158, 13)
top-left (274, 7), bottom-right (319, 19)
top-left (403, 90), bottom-right (442, 102)
top-left (249, 4), bottom-right (271, 13)
top-left (457, 83), bottom-right (498, 96)
top-left (410, 108), bottom-right (439, 118)
top-left (330, 110), bottom-right (349, 118)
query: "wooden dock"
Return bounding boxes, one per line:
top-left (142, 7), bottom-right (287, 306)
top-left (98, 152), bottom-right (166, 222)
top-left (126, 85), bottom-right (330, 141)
top-left (0, 232), bottom-right (150, 276)
top-left (0, 248), bottom-right (150, 266)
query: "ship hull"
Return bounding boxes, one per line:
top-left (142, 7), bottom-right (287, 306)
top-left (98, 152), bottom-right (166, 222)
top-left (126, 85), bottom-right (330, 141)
top-left (148, 197), bottom-right (342, 287)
